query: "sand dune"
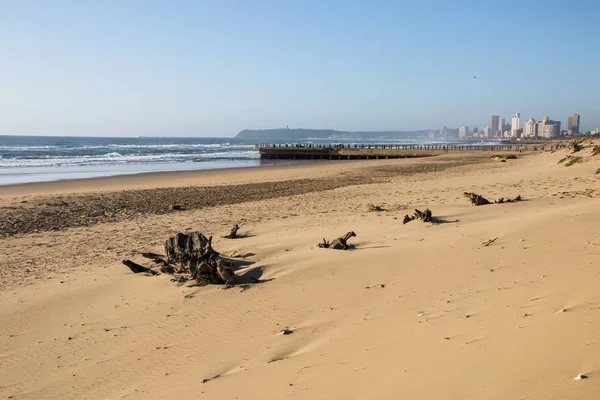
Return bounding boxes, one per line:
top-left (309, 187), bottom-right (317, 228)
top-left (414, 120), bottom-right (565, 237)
top-left (1, 145), bottom-right (599, 399)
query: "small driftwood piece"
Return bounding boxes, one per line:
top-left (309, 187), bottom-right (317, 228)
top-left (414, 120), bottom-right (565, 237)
top-left (122, 259), bottom-right (159, 275)
top-left (318, 231), bottom-right (356, 250)
top-left (226, 224), bottom-right (240, 239)
top-left (403, 208), bottom-right (432, 224)
top-left (124, 231), bottom-right (237, 286)
top-left (482, 237), bottom-right (498, 247)
top-left (495, 195), bottom-right (522, 204)
top-left (464, 192), bottom-right (492, 206)
top-left (464, 192), bottom-right (522, 206)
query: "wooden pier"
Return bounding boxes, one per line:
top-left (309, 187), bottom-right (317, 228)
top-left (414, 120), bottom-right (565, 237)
top-left (256, 143), bottom-right (552, 160)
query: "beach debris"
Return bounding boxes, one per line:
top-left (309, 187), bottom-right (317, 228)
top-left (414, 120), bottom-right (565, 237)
top-left (318, 231), bottom-right (356, 250)
top-left (568, 138), bottom-right (586, 153)
top-left (171, 204), bottom-right (183, 211)
top-left (464, 192), bottom-right (522, 205)
top-left (365, 283), bottom-right (385, 289)
top-left (592, 145), bottom-right (600, 157)
top-left (278, 328), bottom-right (293, 335)
top-left (574, 374), bottom-right (588, 380)
top-left (202, 374), bottom-right (221, 384)
top-left (403, 208), bottom-right (432, 224)
top-left (495, 195), bottom-right (522, 203)
top-left (226, 224), bottom-right (240, 239)
top-left (463, 192), bottom-right (492, 206)
top-left (490, 154), bottom-right (518, 161)
top-left (123, 231), bottom-right (237, 286)
top-left (482, 237), bottom-right (498, 247)
top-left (367, 204), bottom-right (385, 212)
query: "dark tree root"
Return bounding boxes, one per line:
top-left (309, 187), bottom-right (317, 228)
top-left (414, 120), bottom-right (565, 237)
top-left (318, 231), bottom-right (356, 250)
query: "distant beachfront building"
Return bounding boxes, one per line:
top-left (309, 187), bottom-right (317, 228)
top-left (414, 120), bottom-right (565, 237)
top-left (500, 118), bottom-right (505, 133)
top-left (491, 116), bottom-right (499, 137)
top-left (511, 113), bottom-right (520, 137)
top-left (483, 127), bottom-right (490, 138)
top-left (568, 114), bottom-right (580, 135)
top-left (458, 126), bottom-right (469, 139)
top-left (524, 118), bottom-right (537, 137)
top-left (537, 119), bottom-right (546, 138)
top-left (540, 116), bottom-right (561, 138)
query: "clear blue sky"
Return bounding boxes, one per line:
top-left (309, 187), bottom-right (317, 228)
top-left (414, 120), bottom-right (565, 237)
top-left (1, 0), bottom-right (599, 137)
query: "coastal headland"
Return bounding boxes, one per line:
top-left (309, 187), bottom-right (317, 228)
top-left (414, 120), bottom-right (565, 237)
top-left (1, 143), bottom-right (599, 399)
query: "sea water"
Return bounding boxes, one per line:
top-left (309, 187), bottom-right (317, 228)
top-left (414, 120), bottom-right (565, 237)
top-left (0, 135), bottom-right (500, 186)
top-left (0, 136), bottom-right (269, 185)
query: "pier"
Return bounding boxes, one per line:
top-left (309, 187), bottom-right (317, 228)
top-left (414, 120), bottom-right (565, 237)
top-left (256, 143), bottom-right (552, 160)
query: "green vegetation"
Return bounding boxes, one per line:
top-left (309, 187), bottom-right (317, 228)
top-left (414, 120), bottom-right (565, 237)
top-left (565, 156), bottom-right (584, 167)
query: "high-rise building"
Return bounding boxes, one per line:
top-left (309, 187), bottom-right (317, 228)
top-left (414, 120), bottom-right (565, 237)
top-left (511, 113), bottom-right (520, 137)
top-left (568, 114), bottom-right (580, 135)
top-left (541, 116), bottom-right (561, 138)
top-left (491, 116), bottom-right (499, 137)
top-left (500, 118), bottom-right (505, 133)
top-left (537, 119), bottom-right (546, 138)
top-left (483, 127), bottom-right (490, 138)
top-left (473, 127), bottom-right (478, 134)
top-left (458, 126), bottom-right (469, 139)
top-left (524, 118), bottom-right (537, 137)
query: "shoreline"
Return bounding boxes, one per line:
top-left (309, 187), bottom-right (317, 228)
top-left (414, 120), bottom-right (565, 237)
top-left (0, 153), bottom-right (487, 198)
top-left (0, 154), bottom-right (488, 237)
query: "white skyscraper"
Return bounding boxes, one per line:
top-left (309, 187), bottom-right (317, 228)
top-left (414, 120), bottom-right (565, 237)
top-left (511, 113), bottom-right (520, 137)
top-left (524, 118), bottom-right (537, 137)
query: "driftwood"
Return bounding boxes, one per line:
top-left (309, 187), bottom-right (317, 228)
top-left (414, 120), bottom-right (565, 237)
top-left (123, 231), bottom-right (237, 286)
top-left (495, 195), bottom-right (522, 204)
top-left (490, 154), bottom-right (518, 161)
top-left (226, 224), bottom-right (240, 239)
top-left (464, 192), bottom-right (492, 206)
top-left (464, 192), bottom-right (522, 206)
top-left (367, 204), bottom-right (385, 212)
top-left (482, 237), bottom-right (498, 247)
top-left (318, 231), bottom-right (356, 250)
top-left (403, 208), bottom-right (432, 224)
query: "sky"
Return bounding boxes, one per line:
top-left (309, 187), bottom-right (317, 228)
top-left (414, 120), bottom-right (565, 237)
top-left (1, 0), bottom-right (599, 137)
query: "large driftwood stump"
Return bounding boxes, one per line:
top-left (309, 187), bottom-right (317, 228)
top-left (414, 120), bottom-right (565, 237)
top-left (318, 231), bottom-right (356, 250)
top-left (403, 209), bottom-right (432, 224)
top-left (123, 231), bottom-right (237, 286)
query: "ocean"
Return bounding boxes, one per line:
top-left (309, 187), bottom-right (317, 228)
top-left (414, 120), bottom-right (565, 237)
top-left (0, 135), bottom-right (499, 186)
top-left (0, 136), bottom-right (269, 186)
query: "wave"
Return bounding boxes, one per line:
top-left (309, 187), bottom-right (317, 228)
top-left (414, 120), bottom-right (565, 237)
top-left (0, 150), bottom-right (260, 168)
top-left (0, 143), bottom-right (252, 151)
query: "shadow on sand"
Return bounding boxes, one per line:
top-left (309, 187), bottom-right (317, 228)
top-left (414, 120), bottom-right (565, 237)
top-left (430, 216), bottom-right (460, 224)
top-left (222, 233), bottom-right (256, 239)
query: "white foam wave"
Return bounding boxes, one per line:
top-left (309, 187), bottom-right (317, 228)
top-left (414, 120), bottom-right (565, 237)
top-left (0, 150), bottom-right (260, 168)
top-left (0, 143), bottom-right (253, 151)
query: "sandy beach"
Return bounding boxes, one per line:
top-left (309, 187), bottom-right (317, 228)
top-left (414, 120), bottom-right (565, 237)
top-left (1, 144), bottom-right (599, 399)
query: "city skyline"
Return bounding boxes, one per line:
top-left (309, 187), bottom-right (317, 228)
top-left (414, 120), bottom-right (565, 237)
top-left (0, 1), bottom-right (599, 137)
top-left (457, 110), bottom-right (588, 140)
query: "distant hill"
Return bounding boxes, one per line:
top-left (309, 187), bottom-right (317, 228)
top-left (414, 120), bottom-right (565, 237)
top-left (235, 128), bottom-right (433, 141)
